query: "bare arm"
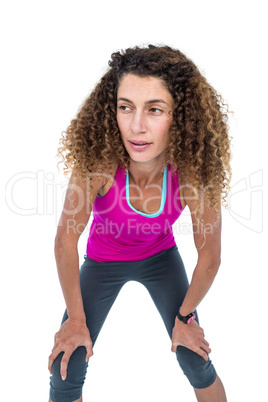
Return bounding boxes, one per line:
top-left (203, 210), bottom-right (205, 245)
top-left (172, 186), bottom-right (221, 360)
top-left (180, 187), bottom-right (221, 317)
top-left (54, 172), bottom-right (103, 322)
top-left (48, 171), bottom-right (105, 379)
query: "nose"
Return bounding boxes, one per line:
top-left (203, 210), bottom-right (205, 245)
top-left (131, 110), bottom-right (147, 134)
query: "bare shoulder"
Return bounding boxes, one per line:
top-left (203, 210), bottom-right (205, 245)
top-left (71, 158), bottom-right (118, 194)
top-left (56, 159), bottom-right (119, 240)
top-left (178, 174), bottom-right (187, 209)
top-left (97, 158), bottom-right (119, 197)
top-left (183, 184), bottom-right (221, 255)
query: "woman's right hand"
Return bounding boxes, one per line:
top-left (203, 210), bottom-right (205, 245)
top-left (48, 318), bottom-right (93, 381)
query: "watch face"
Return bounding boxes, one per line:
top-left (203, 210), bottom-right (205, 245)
top-left (187, 316), bottom-right (195, 324)
top-left (187, 315), bottom-right (195, 324)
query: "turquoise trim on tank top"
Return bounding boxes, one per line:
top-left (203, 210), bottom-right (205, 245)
top-left (126, 165), bottom-right (167, 218)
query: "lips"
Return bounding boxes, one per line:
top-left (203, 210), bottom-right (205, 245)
top-left (129, 140), bottom-right (152, 151)
top-left (129, 140), bottom-right (152, 145)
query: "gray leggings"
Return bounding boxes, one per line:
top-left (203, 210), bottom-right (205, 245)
top-left (49, 245), bottom-right (217, 402)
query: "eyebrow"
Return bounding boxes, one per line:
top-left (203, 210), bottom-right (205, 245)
top-left (117, 97), bottom-right (168, 105)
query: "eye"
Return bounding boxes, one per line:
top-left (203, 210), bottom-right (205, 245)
top-left (149, 107), bottom-right (162, 114)
top-left (118, 105), bottom-right (132, 112)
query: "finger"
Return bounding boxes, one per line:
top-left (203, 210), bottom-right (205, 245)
top-left (51, 342), bottom-right (59, 353)
top-left (171, 342), bottom-right (180, 353)
top-left (85, 343), bottom-right (93, 361)
top-left (54, 332), bottom-right (60, 347)
top-left (202, 339), bottom-right (210, 347)
top-left (48, 355), bottom-right (53, 374)
top-left (48, 343), bottom-right (65, 373)
top-left (194, 347), bottom-right (209, 362)
top-left (60, 350), bottom-right (72, 381)
top-left (48, 347), bottom-right (61, 374)
top-left (201, 343), bottom-right (212, 355)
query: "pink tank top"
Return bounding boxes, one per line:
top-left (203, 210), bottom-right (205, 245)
top-left (86, 164), bottom-right (185, 262)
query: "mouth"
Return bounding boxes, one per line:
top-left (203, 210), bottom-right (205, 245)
top-left (129, 140), bottom-right (152, 151)
top-left (129, 140), bottom-right (152, 146)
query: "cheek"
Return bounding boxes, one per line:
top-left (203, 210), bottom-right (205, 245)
top-left (157, 123), bottom-right (172, 149)
top-left (156, 120), bottom-right (172, 138)
top-left (117, 120), bottom-right (129, 147)
top-left (116, 114), bottom-right (126, 131)
top-left (116, 113), bottom-right (120, 129)
top-left (116, 115), bottom-right (124, 136)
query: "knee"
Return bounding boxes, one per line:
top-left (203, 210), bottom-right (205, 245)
top-left (176, 346), bottom-right (217, 389)
top-left (50, 346), bottom-right (88, 402)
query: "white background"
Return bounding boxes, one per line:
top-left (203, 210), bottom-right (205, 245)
top-left (1, 0), bottom-right (267, 401)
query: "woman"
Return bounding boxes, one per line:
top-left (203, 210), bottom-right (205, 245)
top-left (48, 45), bottom-right (231, 402)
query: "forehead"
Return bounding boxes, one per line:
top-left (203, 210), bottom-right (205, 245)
top-left (117, 74), bottom-right (173, 101)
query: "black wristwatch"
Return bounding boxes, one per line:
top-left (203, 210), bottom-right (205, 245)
top-left (177, 309), bottom-right (196, 324)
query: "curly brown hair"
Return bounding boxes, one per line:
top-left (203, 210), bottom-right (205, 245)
top-left (57, 44), bottom-right (232, 217)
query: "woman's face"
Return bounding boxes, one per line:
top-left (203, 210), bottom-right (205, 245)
top-left (116, 74), bottom-right (174, 165)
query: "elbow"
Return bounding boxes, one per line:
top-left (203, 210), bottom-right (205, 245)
top-left (54, 234), bottom-right (64, 251)
top-left (207, 258), bottom-right (221, 277)
top-left (54, 233), bottom-right (78, 256)
top-left (54, 234), bottom-right (65, 259)
top-left (197, 256), bottom-right (221, 277)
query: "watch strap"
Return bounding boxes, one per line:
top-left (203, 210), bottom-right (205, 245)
top-left (177, 309), bottom-right (196, 324)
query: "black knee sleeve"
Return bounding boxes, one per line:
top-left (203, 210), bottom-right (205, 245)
top-left (49, 346), bottom-right (88, 402)
top-left (176, 345), bottom-right (217, 389)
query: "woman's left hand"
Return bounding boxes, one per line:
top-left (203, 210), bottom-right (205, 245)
top-left (171, 317), bottom-right (211, 361)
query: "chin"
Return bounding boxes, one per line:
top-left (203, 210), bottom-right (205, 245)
top-left (129, 156), bottom-right (150, 163)
top-left (128, 154), bottom-right (162, 165)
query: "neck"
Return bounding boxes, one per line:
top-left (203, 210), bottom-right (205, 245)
top-left (128, 156), bottom-right (166, 185)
